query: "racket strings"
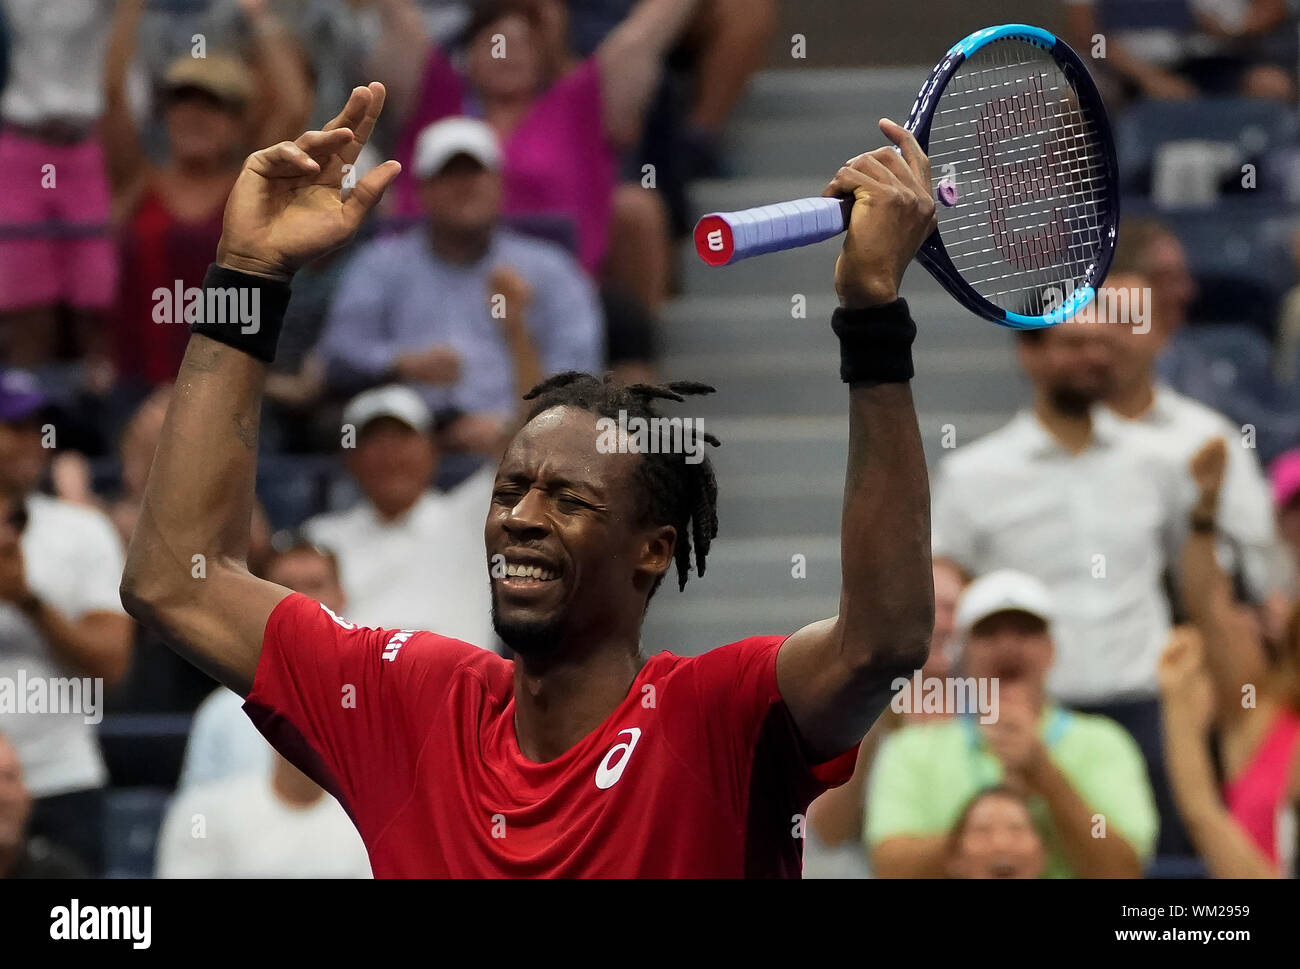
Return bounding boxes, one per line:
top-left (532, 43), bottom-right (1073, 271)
top-left (927, 40), bottom-right (1111, 317)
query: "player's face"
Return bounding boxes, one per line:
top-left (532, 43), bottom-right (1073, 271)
top-left (947, 793), bottom-right (1045, 878)
top-left (487, 406), bottom-right (670, 658)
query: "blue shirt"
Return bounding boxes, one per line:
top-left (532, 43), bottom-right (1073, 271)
top-left (318, 226), bottom-right (604, 418)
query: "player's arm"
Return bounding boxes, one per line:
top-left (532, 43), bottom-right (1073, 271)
top-left (778, 121), bottom-right (937, 761)
top-left (120, 85), bottom-right (401, 696)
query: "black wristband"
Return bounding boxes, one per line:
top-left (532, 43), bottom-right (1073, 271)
top-left (830, 298), bottom-right (917, 385)
top-left (189, 264), bottom-right (292, 364)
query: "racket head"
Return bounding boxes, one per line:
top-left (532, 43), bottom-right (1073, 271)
top-left (906, 25), bottom-right (1119, 329)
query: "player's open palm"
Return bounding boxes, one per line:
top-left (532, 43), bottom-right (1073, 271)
top-left (216, 83), bottom-right (402, 280)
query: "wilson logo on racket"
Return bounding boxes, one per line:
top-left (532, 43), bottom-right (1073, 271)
top-left (693, 23), bottom-right (1119, 331)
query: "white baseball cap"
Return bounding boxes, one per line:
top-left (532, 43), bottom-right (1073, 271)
top-left (955, 569), bottom-right (1055, 639)
top-left (342, 385), bottom-right (432, 434)
top-left (412, 117), bottom-right (502, 179)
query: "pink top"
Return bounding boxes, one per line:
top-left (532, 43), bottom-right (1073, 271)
top-left (394, 50), bottom-right (618, 274)
top-left (1223, 708), bottom-right (1300, 863)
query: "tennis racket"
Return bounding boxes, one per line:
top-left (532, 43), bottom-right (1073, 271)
top-left (693, 24), bottom-right (1119, 329)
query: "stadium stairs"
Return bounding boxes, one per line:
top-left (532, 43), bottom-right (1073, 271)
top-left (641, 68), bottom-right (1028, 655)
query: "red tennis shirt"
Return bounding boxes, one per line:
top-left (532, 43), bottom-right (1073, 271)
top-left (244, 593), bottom-right (859, 877)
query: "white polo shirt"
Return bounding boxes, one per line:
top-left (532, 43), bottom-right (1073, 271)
top-left (303, 466), bottom-right (498, 650)
top-left (0, 494), bottom-right (123, 797)
top-left (1118, 383), bottom-right (1291, 602)
top-left (932, 408), bottom-right (1190, 704)
top-left (155, 771), bottom-right (372, 878)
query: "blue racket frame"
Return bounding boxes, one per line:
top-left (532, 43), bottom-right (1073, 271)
top-left (908, 24), bottom-right (1120, 328)
top-left (694, 24), bottom-right (1120, 330)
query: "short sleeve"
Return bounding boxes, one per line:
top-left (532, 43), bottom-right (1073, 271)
top-left (674, 637), bottom-right (860, 822)
top-left (242, 593), bottom-right (481, 835)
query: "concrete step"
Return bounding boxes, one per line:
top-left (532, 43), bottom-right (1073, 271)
top-left (656, 349), bottom-right (1026, 420)
top-left (722, 118), bottom-right (881, 178)
top-left (734, 69), bottom-right (922, 124)
top-left (641, 595), bottom-right (841, 657)
top-left (663, 412), bottom-right (1012, 492)
top-left (658, 291), bottom-right (1010, 355)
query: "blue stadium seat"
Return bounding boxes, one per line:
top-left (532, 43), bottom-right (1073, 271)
top-left (256, 453), bottom-right (339, 531)
top-left (1143, 203), bottom-right (1298, 334)
top-left (1179, 322), bottom-right (1276, 388)
top-left (1117, 99), bottom-right (1299, 195)
top-left (103, 787), bottom-right (173, 879)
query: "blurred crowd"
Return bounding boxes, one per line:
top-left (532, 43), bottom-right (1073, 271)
top-left (0, 0), bottom-right (778, 878)
top-left (806, 0), bottom-right (1300, 879)
top-left (2, 0), bottom-right (1300, 881)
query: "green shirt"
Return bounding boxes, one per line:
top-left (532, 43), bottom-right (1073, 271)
top-left (864, 707), bottom-right (1158, 878)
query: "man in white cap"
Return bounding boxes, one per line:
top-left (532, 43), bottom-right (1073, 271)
top-left (302, 384), bottom-right (497, 648)
top-left (315, 115), bottom-right (603, 456)
top-left (865, 569), bottom-right (1158, 878)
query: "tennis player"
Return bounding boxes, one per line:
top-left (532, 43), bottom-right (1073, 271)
top-left (121, 83), bottom-right (937, 877)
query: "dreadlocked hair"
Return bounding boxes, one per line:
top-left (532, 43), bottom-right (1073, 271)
top-left (522, 372), bottom-right (721, 598)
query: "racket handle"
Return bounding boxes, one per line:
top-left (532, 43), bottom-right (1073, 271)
top-left (694, 197), bottom-right (851, 267)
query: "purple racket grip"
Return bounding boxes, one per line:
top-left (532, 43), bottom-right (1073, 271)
top-left (694, 197), bottom-right (851, 267)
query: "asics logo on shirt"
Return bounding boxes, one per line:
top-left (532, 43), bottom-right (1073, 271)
top-left (595, 727), bottom-right (641, 790)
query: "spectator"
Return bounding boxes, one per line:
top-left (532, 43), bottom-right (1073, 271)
top-left (0, 370), bottom-right (132, 875)
top-left (179, 539), bottom-right (349, 793)
top-left (0, 0), bottom-right (117, 369)
top-left (155, 748), bottom-right (372, 878)
top-left (866, 570), bottom-right (1158, 878)
top-left (302, 385), bottom-right (497, 646)
top-left (1104, 266), bottom-right (1291, 608)
top-left (1271, 449), bottom-right (1300, 577)
top-left (944, 786), bottom-right (1048, 879)
top-left (0, 731), bottom-right (88, 878)
top-left (97, 385), bottom-right (271, 716)
top-left (317, 116), bottom-right (602, 450)
top-left (1063, 0), bottom-right (1296, 102)
top-left (1161, 439), bottom-right (1300, 875)
top-left (102, 0), bottom-right (310, 394)
top-left (932, 317), bottom-right (1202, 858)
top-left (805, 559), bottom-right (965, 877)
top-left (567, 0), bottom-right (779, 226)
top-left (1121, 217), bottom-right (1295, 457)
top-left (386, 0), bottom-right (700, 311)
top-left (1273, 226), bottom-right (1300, 385)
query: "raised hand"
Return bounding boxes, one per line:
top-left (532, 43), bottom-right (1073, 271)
top-left (1189, 436), bottom-right (1227, 511)
top-left (216, 83), bottom-right (402, 280)
top-left (824, 118), bottom-right (938, 309)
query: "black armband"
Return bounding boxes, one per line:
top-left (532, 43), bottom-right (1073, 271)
top-left (830, 298), bottom-right (917, 385)
top-left (188, 264), bottom-right (292, 364)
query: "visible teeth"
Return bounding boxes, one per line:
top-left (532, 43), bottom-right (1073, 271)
top-left (505, 563), bottom-right (557, 581)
